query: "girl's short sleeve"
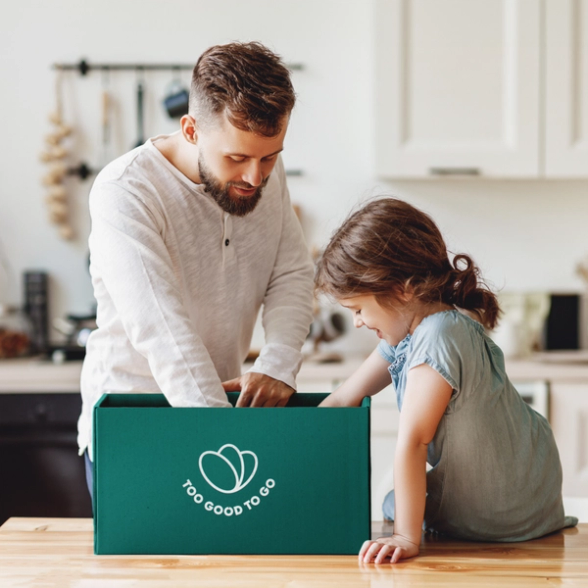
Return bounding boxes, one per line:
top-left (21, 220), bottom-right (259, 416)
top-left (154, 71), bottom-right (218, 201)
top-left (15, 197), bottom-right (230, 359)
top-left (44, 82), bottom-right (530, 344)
top-left (405, 312), bottom-right (474, 394)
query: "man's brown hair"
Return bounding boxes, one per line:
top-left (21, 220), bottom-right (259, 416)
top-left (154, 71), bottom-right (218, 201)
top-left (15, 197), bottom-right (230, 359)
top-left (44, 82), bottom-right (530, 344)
top-left (190, 42), bottom-right (295, 137)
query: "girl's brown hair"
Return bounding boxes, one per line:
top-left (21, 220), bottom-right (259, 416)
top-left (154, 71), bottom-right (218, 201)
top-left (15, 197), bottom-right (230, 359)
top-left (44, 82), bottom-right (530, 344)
top-left (315, 198), bottom-right (501, 330)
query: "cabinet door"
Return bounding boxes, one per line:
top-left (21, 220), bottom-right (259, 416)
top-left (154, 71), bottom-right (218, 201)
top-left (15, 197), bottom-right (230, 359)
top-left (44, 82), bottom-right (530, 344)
top-left (545, 0), bottom-right (588, 177)
top-left (550, 383), bottom-right (588, 497)
top-left (370, 384), bottom-right (400, 521)
top-left (375, 0), bottom-right (541, 177)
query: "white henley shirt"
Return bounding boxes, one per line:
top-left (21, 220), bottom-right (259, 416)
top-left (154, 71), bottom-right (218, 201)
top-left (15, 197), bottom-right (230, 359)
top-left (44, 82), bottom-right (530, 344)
top-left (77, 134), bottom-right (314, 459)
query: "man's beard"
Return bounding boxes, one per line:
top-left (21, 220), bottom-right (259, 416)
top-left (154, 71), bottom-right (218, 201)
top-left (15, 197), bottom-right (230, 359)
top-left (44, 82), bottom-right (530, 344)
top-left (198, 154), bottom-right (268, 217)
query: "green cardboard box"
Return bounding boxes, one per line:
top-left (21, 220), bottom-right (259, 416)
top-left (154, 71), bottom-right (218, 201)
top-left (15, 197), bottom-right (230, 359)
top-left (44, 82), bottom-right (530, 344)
top-left (92, 392), bottom-right (371, 555)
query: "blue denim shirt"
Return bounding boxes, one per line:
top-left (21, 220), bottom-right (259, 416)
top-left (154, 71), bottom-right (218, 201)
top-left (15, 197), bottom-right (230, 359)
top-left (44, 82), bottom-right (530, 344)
top-left (378, 310), bottom-right (577, 541)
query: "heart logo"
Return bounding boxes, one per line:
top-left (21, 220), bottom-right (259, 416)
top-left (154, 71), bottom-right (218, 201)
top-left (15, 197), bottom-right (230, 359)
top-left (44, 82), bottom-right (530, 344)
top-left (198, 444), bottom-right (258, 494)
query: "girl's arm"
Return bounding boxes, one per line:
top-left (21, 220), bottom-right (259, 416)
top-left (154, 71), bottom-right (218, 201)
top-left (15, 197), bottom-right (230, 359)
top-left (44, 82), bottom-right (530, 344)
top-left (319, 348), bottom-right (392, 407)
top-left (360, 363), bottom-right (453, 564)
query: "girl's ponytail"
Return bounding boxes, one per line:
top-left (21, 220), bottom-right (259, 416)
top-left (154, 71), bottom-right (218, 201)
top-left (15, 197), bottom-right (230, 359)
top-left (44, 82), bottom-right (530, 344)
top-left (315, 197), bottom-right (501, 332)
top-left (441, 254), bottom-right (500, 330)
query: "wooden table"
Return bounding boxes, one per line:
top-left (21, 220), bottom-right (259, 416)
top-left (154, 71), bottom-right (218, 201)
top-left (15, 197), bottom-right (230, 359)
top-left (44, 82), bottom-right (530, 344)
top-left (1, 518), bottom-right (586, 587)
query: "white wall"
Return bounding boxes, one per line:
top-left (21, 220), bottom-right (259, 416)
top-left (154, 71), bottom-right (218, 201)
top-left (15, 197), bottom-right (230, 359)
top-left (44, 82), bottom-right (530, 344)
top-left (1, 0), bottom-right (587, 343)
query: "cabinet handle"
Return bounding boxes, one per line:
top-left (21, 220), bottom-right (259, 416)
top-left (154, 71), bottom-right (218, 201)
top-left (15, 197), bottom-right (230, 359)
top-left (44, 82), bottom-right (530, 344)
top-left (429, 167), bottom-right (481, 176)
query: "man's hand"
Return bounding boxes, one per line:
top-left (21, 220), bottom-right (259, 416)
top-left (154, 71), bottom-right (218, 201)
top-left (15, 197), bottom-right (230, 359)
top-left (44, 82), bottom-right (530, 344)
top-left (221, 373), bottom-right (296, 407)
top-left (359, 534), bottom-right (420, 564)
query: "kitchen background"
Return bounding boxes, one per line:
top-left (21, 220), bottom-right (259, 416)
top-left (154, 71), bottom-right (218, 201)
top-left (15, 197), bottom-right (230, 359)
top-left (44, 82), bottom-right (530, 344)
top-left (1, 0), bottom-right (588, 342)
top-left (1, 0), bottom-right (587, 523)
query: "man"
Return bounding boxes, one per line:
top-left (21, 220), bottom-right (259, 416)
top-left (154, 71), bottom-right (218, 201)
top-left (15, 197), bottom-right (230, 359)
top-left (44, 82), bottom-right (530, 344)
top-left (78, 42), bottom-right (314, 496)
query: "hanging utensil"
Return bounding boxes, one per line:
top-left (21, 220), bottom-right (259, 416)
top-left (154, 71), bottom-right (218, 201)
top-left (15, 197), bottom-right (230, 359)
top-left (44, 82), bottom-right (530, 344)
top-left (163, 67), bottom-right (189, 118)
top-left (101, 68), bottom-right (111, 165)
top-left (134, 73), bottom-right (145, 148)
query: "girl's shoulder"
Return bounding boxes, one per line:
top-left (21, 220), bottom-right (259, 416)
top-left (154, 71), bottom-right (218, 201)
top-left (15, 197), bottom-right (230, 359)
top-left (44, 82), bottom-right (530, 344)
top-left (413, 308), bottom-right (484, 343)
top-left (378, 310), bottom-right (485, 368)
top-left (408, 310), bottom-right (486, 367)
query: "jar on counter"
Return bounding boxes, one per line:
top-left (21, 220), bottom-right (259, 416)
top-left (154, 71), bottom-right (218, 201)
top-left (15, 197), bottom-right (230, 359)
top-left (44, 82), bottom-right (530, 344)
top-left (0, 304), bottom-right (32, 358)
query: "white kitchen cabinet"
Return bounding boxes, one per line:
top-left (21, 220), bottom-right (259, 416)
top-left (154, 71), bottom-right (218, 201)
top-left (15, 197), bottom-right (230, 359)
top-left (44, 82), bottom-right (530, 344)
top-left (545, 0), bottom-right (588, 177)
top-left (375, 0), bottom-right (588, 178)
top-left (370, 383), bottom-right (399, 521)
top-left (375, 0), bottom-right (541, 178)
top-left (550, 382), bottom-right (588, 498)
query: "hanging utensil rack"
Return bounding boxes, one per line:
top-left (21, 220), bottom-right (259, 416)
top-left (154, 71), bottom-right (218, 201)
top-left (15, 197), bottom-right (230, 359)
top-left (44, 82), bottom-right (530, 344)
top-left (52, 59), bottom-right (304, 76)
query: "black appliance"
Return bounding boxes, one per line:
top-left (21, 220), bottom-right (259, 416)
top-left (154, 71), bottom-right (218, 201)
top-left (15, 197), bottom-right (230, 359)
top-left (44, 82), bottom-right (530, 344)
top-left (543, 294), bottom-right (580, 350)
top-left (0, 393), bottom-right (92, 525)
top-left (23, 271), bottom-right (49, 353)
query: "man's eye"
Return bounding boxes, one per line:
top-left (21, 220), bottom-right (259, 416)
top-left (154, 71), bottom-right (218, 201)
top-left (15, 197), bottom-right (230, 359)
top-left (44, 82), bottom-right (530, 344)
top-left (262, 155), bottom-right (277, 162)
top-left (229, 156), bottom-right (245, 163)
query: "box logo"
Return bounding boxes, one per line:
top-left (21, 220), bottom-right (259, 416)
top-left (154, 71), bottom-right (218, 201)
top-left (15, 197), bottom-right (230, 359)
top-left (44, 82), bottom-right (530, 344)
top-left (182, 443), bottom-right (275, 517)
top-left (199, 443), bottom-right (258, 494)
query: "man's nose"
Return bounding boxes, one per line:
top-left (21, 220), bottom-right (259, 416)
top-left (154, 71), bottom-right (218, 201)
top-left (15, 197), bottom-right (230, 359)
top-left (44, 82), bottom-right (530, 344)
top-left (242, 160), bottom-right (262, 187)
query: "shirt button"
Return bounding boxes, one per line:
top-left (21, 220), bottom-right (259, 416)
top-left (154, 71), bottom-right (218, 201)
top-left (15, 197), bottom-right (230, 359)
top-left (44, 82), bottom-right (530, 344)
top-left (225, 239), bottom-right (230, 246)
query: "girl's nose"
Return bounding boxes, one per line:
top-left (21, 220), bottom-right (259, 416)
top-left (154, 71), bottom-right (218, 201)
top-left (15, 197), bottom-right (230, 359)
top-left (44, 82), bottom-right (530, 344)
top-left (353, 315), bottom-right (364, 329)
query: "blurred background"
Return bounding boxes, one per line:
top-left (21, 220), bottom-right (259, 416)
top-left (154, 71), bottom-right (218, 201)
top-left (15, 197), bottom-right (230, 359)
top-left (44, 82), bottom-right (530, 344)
top-left (0, 0), bottom-right (587, 524)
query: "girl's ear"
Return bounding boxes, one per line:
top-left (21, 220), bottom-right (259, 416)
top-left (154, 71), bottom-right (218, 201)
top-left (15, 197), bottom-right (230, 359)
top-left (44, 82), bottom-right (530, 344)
top-left (397, 281), bottom-right (415, 303)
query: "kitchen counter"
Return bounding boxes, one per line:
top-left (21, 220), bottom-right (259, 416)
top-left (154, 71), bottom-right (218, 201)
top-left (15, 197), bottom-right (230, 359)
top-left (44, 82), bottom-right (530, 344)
top-left (0, 357), bottom-right (83, 392)
top-left (3, 352), bottom-right (588, 393)
top-left (299, 349), bottom-right (588, 383)
top-left (0, 517), bottom-right (586, 587)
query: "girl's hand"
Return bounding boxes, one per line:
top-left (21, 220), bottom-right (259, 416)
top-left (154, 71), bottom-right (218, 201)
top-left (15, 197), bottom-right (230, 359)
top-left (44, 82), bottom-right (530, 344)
top-left (359, 534), bottom-right (420, 564)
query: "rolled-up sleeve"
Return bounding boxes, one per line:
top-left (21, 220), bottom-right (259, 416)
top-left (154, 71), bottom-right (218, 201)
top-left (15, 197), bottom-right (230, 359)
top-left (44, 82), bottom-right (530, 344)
top-left (247, 161), bottom-right (314, 389)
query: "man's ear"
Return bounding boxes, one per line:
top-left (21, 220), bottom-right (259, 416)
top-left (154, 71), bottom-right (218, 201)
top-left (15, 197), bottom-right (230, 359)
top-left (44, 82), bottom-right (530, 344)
top-left (180, 115), bottom-right (198, 145)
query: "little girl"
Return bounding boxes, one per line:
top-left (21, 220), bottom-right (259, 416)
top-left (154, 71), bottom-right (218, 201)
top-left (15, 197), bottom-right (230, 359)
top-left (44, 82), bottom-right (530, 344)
top-left (316, 198), bottom-right (577, 564)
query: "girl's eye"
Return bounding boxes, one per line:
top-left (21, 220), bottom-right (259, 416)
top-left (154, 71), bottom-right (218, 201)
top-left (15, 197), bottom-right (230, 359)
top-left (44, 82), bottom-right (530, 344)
top-left (355, 310), bottom-right (361, 316)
